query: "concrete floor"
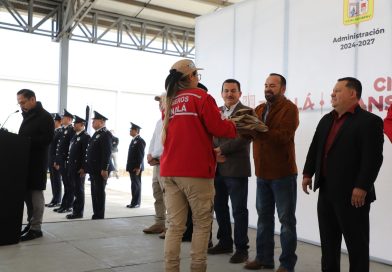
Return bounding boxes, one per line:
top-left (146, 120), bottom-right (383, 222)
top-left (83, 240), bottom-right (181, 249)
top-left (0, 176), bottom-right (391, 272)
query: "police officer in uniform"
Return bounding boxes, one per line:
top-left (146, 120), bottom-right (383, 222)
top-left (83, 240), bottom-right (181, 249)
top-left (45, 113), bottom-right (63, 207)
top-left (66, 115), bottom-right (90, 219)
top-left (54, 109), bottom-right (75, 213)
top-left (86, 111), bottom-right (113, 219)
top-left (110, 131), bottom-right (119, 179)
top-left (126, 122), bottom-right (146, 208)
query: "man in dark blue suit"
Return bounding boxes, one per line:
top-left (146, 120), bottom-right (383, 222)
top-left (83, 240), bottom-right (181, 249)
top-left (45, 113), bottom-right (62, 207)
top-left (302, 77), bottom-right (384, 272)
top-left (53, 109), bottom-right (75, 213)
top-left (86, 111), bottom-right (113, 219)
top-left (66, 115), bottom-right (90, 219)
top-left (126, 122), bottom-right (146, 208)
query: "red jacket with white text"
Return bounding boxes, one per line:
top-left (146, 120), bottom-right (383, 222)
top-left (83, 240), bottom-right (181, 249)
top-left (160, 88), bottom-right (237, 178)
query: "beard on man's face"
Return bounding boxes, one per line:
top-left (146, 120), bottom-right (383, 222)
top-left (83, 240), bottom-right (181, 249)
top-left (265, 90), bottom-right (276, 103)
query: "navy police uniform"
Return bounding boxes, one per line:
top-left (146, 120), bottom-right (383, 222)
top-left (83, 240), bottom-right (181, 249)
top-left (54, 109), bottom-right (75, 213)
top-left (47, 113), bottom-right (62, 207)
top-left (112, 136), bottom-right (119, 153)
top-left (66, 115), bottom-right (90, 218)
top-left (86, 111), bottom-right (113, 219)
top-left (126, 123), bottom-right (146, 208)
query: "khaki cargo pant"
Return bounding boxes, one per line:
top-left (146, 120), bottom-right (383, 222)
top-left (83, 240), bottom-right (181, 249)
top-left (163, 177), bottom-right (214, 272)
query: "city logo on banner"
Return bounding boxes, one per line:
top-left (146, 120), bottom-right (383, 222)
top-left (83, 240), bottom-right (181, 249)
top-left (343, 0), bottom-right (374, 25)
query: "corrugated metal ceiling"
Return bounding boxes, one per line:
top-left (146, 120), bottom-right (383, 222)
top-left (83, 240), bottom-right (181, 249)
top-left (93, 0), bottom-right (244, 29)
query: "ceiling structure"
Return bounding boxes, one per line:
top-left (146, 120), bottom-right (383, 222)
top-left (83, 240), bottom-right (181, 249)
top-left (0, 0), bottom-right (244, 57)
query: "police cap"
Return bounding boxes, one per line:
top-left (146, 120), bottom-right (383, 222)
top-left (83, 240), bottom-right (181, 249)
top-left (52, 113), bottom-right (61, 121)
top-left (130, 122), bottom-right (141, 130)
top-left (62, 109), bottom-right (74, 119)
top-left (74, 115), bottom-right (86, 124)
top-left (92, 110), bottom-right (108, 121)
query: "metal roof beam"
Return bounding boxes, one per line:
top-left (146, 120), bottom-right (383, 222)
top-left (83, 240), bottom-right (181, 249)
top-left (191, 0), bottom-right (233, 8)
top-left (55, 0), bottom-right (95, 41)
top-left (0, 0), bottom-right (196, 57)
top-left (111, 0), bottom-right (199, 18)
top-left (0, 0), bottom-right (28, 31)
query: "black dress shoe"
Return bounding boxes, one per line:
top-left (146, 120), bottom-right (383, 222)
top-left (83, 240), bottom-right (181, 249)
top-left (21, 224), bottom-right (31, 235)
top-left (66, 213), bottom-right (83, 219)
top-left (53, 207), bottom-right (63, 212)
top-left (229, 250), bottom-right (249, 263)
top-left (47, 203), bottom-right (60, 208)
top-left (20, 229), bottom-right (43, 241)
top-left (58, 208), bottom-right (72, 213)
top-left (126, 204), bottom-right (140, 208)
top-left (207, 243), bottom-right (233, 254)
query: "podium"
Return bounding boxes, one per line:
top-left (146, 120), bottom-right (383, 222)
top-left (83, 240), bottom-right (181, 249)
top-left (0, 130), bottom-right (30, 245)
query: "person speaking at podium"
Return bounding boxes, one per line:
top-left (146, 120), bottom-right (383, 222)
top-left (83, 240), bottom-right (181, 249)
top-left (17, 89), bottom-right (54, 241)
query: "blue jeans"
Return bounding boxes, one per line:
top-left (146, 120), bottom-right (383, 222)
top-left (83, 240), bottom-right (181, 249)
top-left (214, 175), bottom-right (249, 251)
top-left (256, 175), bottom-right (297, 271)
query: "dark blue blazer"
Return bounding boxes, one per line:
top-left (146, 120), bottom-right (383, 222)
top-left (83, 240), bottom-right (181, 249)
top-left (49, 127), bottom-right (62, 164)
top-left (126, 135), bottom-right (146, 172)
top-left (67, 130), bottom-right (90, 172)
top-left (55, 124), bottom-right (75, 166)
top-left (86, 127), bottom-right (113, 174)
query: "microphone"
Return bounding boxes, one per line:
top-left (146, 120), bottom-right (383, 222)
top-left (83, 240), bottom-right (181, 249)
top-left (0, 110), bottom-right (20, 130)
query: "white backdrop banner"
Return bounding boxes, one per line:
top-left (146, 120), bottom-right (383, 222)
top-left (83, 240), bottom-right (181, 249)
top-left (196, 0), bottom-right (392, 263)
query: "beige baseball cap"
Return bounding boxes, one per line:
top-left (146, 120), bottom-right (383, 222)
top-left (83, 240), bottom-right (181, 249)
top-left (154, 92), bottom-right (167, 101)
top-left (171, 59), bottom-right (203, 77)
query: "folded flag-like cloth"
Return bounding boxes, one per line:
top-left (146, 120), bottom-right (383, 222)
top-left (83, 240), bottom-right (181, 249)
top-left (230, 108), bottom-right (268, 139)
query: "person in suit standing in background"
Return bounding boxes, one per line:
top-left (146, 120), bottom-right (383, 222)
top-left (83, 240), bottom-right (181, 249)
top-left (126, 122), bottom-right (146, 209)
top-left (17, 89), bottom-right (54, 241)
top-left (110, 130), bottom-right (119, 179)
top-left (53, 109), bottom-right (75, 213)
top-left (302, 77), bottom-right (384, 272)
top-left (45, 113), bottom-right (62, 208)
top-left (208, 79), bottom-right (251, 264)
top-left (86, 111), bottom-right (113, 219)
top-left (66, 115), bottom-right (90, 219)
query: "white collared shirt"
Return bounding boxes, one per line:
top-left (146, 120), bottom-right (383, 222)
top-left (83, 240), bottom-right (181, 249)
top-left (223, 101), bottom-right (240, 118)
top-left (148, 119), bottom-right (163, 158)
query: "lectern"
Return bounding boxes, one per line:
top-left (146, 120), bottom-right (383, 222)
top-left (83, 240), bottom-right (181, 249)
top-left (0, 130), bottom-right (30, 245)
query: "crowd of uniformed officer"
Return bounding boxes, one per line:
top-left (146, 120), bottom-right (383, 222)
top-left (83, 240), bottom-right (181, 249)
top-left (45, 113), bottom-right (62, 207)
top-left (45, 110), bottom-right (115, 220)
top-left (45, 108), bottom-right (147, 220)
top-left (53, 109), bottom-right (75, 214)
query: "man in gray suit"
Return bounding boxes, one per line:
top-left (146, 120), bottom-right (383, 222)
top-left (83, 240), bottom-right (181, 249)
top-left (208, 79), bottom-right (251, 264)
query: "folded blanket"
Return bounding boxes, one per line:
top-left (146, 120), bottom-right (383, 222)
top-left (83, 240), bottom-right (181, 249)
top-left (230, 108), bottom-right (268, 139)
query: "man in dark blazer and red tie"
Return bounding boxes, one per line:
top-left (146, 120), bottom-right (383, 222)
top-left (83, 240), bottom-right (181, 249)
top-left (302, 77), bottom-right (384, 272)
